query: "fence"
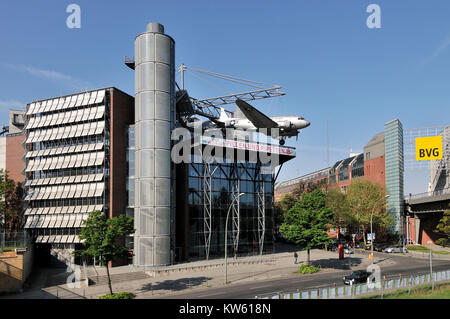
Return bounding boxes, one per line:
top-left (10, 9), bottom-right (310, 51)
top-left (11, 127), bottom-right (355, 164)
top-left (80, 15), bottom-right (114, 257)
top-left (256, 269), bottom-right (450, 299)
top-left (0, 231), bottom-right (31, 253)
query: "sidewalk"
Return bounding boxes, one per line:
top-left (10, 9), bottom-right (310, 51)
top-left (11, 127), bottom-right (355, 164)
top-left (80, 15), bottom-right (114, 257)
top-left (39, 248), bottom-right (395, 299)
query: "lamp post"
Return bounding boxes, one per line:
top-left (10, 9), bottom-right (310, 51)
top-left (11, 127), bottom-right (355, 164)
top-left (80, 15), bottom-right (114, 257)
top-left (370, 195), bottom-right (389, 264)
top-left (225, 192), bottom-right (244, 284)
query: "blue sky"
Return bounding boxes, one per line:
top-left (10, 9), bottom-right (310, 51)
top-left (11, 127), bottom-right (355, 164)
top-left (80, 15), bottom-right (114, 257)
top-left (1, 1), bottom-right (450, 194)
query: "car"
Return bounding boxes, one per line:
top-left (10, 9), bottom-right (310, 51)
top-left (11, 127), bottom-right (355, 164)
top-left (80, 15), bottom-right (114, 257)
top-left (342, 270), bottom-right (373, 285)
top-left (344, 247), bottom-right (354, 254)
top-left (374, 244), bottom-right (388, 252)
top-left (382, 246), bottom-right (408, 253)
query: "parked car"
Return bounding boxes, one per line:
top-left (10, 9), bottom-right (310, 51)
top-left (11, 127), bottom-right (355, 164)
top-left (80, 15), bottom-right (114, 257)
top-left (344, 247), bottom-right (354, 254)
top-left (374, 244), bottom-right (388, 252)
top-left (343, 270), bottom-right (373, 285)
top-left (382, 246), bottom-right (408, 253)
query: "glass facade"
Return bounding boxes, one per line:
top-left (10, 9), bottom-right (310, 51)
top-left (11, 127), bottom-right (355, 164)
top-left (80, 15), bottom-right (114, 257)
top-left (351, 154), bottom-right (364, 179)
top-left (384, 119), bottom-right (404, 233)
top-left (185, 161), bottom-right (274, 260)
top-left (126, 125), bottom-right (135, 252)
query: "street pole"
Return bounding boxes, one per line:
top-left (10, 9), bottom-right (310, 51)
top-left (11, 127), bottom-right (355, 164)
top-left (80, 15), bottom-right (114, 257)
top-left (430, 250), bottom-right (434, 291)
top-left (225, 193), bottom-right (244, 285)
top-left (371, 195), bottom-right (389, 264)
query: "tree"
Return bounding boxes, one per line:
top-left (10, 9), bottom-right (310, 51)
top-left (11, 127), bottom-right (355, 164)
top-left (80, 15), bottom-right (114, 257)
top-left (279, 189), bottom-right (334, 265)
top-left (346, 179), bottom-right (392, 246)
top-left (0, 169), bottom-right (24, 234)
top-left (434, 209), bottom-right (450, 247)
top-left (274, 193), bottom-right (298, 238)
top-left (76, 210), bottom-right (135, 295)
top-left (326, 188), bottom-right (350, 240)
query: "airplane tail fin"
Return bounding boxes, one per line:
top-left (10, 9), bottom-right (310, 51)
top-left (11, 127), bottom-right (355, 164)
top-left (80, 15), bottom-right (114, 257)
top-left (219, 108), bottom-right (229, 122)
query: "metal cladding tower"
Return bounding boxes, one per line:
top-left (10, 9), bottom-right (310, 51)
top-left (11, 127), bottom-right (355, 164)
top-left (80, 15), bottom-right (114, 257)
top-left (134, 22), bottom-right (175, 266)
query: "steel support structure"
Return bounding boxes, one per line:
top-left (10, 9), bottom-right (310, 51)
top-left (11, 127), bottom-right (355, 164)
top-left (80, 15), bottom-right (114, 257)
top-left (229, 163), bottom-right (240, 259)
top-left (255, 163), bottom-right (266, 256)
top-left (202, 163), bottom-right (218, 260)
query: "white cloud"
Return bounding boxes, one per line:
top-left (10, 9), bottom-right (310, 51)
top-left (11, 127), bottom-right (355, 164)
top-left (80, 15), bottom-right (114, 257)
top-left (420, 35), bottom-right (450, 68)
top-left (0, 100), bottom-right (25, 112)
top-left (5, 64), bottom-right (92, 91)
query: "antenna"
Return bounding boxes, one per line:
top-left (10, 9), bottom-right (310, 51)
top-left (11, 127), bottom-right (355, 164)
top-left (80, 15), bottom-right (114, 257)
top-left (326, 113), bottom-right (330, 168)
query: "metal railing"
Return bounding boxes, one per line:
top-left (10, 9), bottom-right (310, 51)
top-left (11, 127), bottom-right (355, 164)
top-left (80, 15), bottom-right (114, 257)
top-left (255, 269), bottom-right (450, 299)
top-left (0, 231), bottom-right (31, 253)
top-left (407, 186), bottom-right (450, 201)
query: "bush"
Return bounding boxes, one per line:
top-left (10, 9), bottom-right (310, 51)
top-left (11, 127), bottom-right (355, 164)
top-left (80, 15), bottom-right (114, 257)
top-left (295, 264), bottom-right (320, 274)
top-left (99, 292), bottom-right (135, 299)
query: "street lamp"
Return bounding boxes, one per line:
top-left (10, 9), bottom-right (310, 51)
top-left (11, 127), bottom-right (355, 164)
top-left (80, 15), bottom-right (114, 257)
top-left (224, 192), bottom-right (244, 284)
top-left (370, 194), bottom-right (389, 264)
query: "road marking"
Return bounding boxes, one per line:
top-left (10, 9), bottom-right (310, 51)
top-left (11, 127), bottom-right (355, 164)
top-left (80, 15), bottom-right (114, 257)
top-left (249, 284), bottom-right (273, 290)
top-left (195, 291), bottom-right (226, 298)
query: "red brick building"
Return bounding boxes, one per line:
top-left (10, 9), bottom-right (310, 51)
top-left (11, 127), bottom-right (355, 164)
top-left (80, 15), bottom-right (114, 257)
top-left (0, 110), bottom-right (25, 184)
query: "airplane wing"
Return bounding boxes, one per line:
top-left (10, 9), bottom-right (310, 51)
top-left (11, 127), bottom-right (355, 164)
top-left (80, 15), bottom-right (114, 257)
top-left (235, 99), bottom-right (279, 128)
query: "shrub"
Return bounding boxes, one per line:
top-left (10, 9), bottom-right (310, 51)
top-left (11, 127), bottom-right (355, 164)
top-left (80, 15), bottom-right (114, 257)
top-left (295, 264), bottom-right (320, 274)
top-left (99, 292), bottom-right (135, 299)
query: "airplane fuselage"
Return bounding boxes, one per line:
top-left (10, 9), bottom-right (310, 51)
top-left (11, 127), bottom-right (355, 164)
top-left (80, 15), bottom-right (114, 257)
top-left (222, 116), bottom-right (310, 136)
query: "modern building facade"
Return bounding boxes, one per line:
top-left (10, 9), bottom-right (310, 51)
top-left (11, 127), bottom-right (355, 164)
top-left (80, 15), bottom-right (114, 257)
top-left (275, 120), bottom-right (405, 236)
top-left (23, 87), bottom-right (133, 266)
top-left (132, 22), bottom-right (175, 267)
top-left (384, 119), bottom-right (404, 234)
top-left (20, 22), bottom-right (293, 268)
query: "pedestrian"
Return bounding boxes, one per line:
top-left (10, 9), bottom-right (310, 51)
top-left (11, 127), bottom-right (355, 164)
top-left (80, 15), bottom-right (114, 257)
top-left (294, 252), bottom-right (298, 264)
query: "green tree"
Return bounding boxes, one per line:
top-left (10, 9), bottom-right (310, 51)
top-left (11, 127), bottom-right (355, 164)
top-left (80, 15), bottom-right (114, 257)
top-left (326, 188), bottom-right (351, 240)
top-left (274, 193), bottom-right (298, 238)
top-left (279, 189), bottom-right (334, 265)
top-left (0, 170), bottom-right (24, 234)
top-left (346, 179), bottom-right (392, 245)
top-left (434, 210), bottom-right (450, 247)
top-left (75, 210), bottom-right (135, 295)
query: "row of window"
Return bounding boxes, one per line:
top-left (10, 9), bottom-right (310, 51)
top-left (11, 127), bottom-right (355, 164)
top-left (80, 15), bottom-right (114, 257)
top-left (30, 196), bottom-right (104, 209)
top-left (29, 134), bottom-right (107, 152)
top-left (30, 165), bottom-right (106, 180)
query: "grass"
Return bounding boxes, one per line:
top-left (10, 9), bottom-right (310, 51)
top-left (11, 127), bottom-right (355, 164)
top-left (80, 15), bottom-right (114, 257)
top-left (406, 245), bottom-right (450, 255)
top-left (0, 246), bottom-right (27, 253)
top-left (294, 264), bottom-right (321, 274)
top-left (98, 292), bottom-right (136, 299)
top-left (359, 281), bottom-right (450, 299)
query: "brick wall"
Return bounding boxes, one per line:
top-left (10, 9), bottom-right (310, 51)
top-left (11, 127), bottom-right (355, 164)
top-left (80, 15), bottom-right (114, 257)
top-left (5, 134), bottom-right (25, 184)
top-left (109, 89), bottom-right (134, 219)
top-left (364, 156), bottom-right (385, 186)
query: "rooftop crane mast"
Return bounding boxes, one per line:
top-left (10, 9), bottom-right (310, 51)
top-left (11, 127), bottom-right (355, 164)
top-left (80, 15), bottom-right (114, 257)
top-left (177, 64), bottom-right (285, 120)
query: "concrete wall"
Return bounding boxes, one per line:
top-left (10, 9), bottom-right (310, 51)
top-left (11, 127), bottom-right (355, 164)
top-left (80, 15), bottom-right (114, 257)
top-left (0, 247), bottom-right (34, 293)
top-left (50, 245), bottom-right (74, 267)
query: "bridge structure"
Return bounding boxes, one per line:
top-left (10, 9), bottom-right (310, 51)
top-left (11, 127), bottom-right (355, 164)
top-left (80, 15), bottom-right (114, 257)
top-left (402, 126), bottom-right (449, 246)
top-left (404, 187), bottom-right (450, 245)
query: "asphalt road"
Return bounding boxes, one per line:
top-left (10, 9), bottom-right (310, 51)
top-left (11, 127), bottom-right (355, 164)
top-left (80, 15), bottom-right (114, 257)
top-left (152, 252), bottom-right (450, 299)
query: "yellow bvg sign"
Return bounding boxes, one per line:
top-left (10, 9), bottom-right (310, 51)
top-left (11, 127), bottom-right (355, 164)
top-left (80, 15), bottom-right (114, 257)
top-left (415, 136), bottom-right (443, 161)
